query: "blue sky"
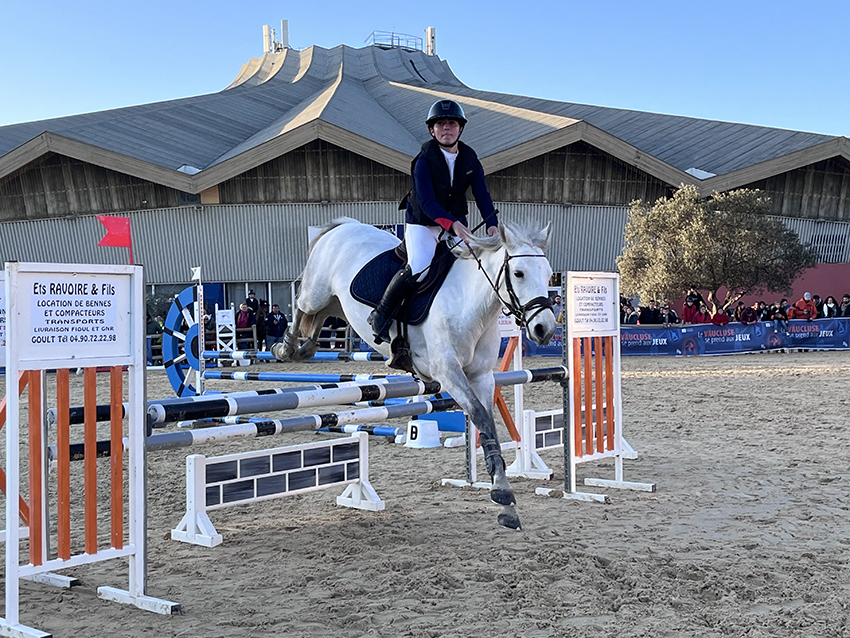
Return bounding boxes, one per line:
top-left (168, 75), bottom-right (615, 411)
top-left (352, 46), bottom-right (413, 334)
top-left (2, 1), bottom-right (848, 136)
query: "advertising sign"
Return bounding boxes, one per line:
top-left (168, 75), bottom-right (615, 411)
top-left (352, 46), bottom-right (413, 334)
top-left (567, 273), bottom-right (619, 337)
top-left (8, 265), bottom-right (134, 366)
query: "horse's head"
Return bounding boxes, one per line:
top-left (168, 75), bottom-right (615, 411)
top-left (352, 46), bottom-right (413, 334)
top-left (496, 221), bottom-right (557, 345)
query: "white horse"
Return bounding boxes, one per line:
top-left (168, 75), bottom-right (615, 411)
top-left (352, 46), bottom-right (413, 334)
top-left (274, 218), bottom-right (556, 529)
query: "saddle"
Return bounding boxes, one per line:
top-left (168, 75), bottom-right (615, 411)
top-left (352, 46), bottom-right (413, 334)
top-left (350, 240), bottom-right (457, 325)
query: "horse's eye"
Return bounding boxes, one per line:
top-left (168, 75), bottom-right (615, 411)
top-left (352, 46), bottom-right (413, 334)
top-left (514, 270), bottom-right (524, 279)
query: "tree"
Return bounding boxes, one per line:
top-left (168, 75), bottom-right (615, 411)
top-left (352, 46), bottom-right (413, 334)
top-left (617, 185), bottom-right (819, 308)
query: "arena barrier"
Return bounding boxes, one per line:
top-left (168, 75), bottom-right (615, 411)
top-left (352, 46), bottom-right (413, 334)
top-left (536, 272), bottom-right (655, 502)
top-left (171, 432), bottom-right (383, 547)
top-left (0, 263), bottom-right (179, 638)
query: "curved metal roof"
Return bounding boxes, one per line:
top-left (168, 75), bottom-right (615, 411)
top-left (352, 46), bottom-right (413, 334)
top-left (1, 43), bottom-right (848, 196)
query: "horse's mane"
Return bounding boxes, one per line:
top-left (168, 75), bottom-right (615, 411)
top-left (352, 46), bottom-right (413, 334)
top-left (306, 217), bottom-right (359, 256)
top-left (452, 221), bottom-right (550, 259)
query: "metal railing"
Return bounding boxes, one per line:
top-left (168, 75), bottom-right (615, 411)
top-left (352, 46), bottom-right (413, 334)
top-left (365, 31), bottom-right (423, 52)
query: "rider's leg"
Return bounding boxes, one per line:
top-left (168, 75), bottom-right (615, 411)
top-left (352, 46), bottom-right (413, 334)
top-left (367, 224), bottom-right (439, 344)
top-left (367, 265), bottom-right (418, 344)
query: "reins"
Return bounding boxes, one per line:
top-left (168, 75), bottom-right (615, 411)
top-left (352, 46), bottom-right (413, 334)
top-left (453, 224), bottom-right (553, 329)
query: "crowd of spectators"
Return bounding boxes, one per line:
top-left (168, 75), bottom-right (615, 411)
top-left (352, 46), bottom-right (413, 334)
top-left (621, 290), bottom-right (850, 328)
top-left (231, 289), bottom-right (291, 350)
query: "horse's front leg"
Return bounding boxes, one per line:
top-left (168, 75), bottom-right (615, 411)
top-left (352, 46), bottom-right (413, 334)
top-left (439, 365), bottom-right (521, 530)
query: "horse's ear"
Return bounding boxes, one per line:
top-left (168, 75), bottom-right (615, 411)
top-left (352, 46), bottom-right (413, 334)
top-left (498, 221), bottom-right (514, 248)
top-left (535, 222), bottom-right (551, 251)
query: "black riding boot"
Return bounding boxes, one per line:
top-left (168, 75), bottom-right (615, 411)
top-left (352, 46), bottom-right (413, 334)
top-left (368, 265), bottom-right (418, 344)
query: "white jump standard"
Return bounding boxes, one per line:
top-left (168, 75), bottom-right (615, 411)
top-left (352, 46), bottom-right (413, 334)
top-left (536, 271), bottom-right (655, 502)
top-left (0, 262), bottom-right (179, 638)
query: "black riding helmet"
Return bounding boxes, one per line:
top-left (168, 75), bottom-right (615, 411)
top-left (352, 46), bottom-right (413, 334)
top-left (425, 99), bottom-right (467, 126)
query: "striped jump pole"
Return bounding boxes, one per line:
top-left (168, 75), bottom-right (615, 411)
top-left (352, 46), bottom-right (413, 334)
top-left (52, 396), bottom-right (462, 461)
top-left (47, 377), bottom-right (412, 427)
top-left (148, 395), bottom-right (459, 452)
top-left (173, 416), bottom-right (403, 438)
top-left (202, 369), bottom-right (406, 383)
top-left (203, 350), bottom-right (387, 362)
top-left (147, 366), bottom-right (567, 426)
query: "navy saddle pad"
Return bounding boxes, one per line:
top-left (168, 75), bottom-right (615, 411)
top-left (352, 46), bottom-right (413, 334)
top-left (350, 243), bottom-right (456, 326)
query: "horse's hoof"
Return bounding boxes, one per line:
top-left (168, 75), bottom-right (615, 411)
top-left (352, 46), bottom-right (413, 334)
top-left (490, 488), bottom-right (516, 506)
top-left (497, 509), bottom-right (522, 531)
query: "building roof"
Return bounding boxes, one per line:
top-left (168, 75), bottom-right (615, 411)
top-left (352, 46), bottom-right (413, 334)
top-left (1, 43), bottom-right (848, 195)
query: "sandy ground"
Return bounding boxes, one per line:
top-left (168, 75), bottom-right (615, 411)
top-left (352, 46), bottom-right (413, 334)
top-left (2, 351), bottom-right (850, 637)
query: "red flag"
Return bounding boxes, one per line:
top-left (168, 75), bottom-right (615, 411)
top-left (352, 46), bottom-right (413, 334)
top-left (96, 215), bottom-right (133, 264)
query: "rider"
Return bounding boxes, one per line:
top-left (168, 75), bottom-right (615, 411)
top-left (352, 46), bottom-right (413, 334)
top-left (367, 99), bottom-right (499, 366)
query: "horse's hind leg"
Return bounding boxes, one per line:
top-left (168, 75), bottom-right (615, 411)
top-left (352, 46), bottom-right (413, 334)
top-left (272, 297), bottom-right (341, 362)
top-left (272, 305), bottom-right (316, 361)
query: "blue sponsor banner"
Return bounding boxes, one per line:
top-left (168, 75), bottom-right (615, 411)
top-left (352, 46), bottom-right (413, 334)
top-left (620, 318), bottom-right (850, 356)
top-left (500, 319), bottom-right (850, 357)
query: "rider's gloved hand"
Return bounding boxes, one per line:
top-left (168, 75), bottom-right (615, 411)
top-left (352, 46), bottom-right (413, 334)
top-left (452, 221), bottom-right (475, 244)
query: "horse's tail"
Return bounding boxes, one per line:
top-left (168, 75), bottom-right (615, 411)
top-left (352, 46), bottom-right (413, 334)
top-left (306, 217), bottom-right (359, 257)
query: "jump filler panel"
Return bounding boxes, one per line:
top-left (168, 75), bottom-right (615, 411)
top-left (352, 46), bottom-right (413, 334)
top-left (172, 432), bottom-right (384, 547)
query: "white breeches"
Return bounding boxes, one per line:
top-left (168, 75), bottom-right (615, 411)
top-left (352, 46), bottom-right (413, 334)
top-left (405, 224), bottom-right (451, 280)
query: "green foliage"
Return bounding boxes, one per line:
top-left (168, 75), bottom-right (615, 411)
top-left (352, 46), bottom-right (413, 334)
top-left (617, 185), bottom-right (819, 306)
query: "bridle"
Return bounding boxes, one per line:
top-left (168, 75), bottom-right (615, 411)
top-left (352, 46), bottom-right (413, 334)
top-left (481, 251), bottom-right (553, 328)
top-left (454, 228), bottom-right (552, 329)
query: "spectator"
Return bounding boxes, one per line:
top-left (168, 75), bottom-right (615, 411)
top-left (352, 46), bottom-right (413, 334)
top-left (255, 300), bottom-right (269, 350)
top-left (245, 289), bottom-right (260, 314)
top-left (756, 301), bottom-right (770, 321)
top-left (841, 294), bottom-right (850, 317)
top-left (623, 304), bottom-right (639, 324)
top-left (686, 288), bottom-right (705, 307)
top-left (733, 301), bottom-right (745, 322)
top-left (638, 300), bottom-right (661, 324)
top-left (694, 302), bottom-right (712, 324)
top-left (787, 292), bottom-right (817, 321)
top-left (319, 316), bottom-right (347, 349)
top-left (265, 304), bottom-right (288, 348)
top-left (146, 313), bottom-right (163, 345)
top-left (620, 298), bottom-right (634, 324)
top-left (551, 295), bottom-right (563, 323)
top-left (659, 303), bottom-right (679, 325)
top-left (772, 301), bottom-right (789, 334)
top-left (821, 295), bottom-right (839, 318)
top-left (711, 305), bottom-right (731, 326)
top-left (740, 304), bottom-right (758, 325)
top-left (235, 302), bottom-right (256, 349)
top-left (681, 296), bottom-right (698, 324)
top-left (813, 294), bottom-right (823, 317)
